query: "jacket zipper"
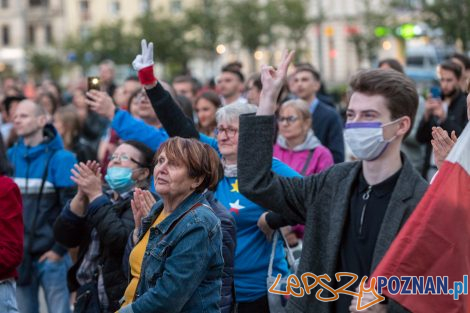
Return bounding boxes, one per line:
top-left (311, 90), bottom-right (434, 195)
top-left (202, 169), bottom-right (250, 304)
top-left (359, 185), bottom-right (372, 236)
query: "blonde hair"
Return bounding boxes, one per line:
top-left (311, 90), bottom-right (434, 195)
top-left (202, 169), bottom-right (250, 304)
top-left (279, 99), bottom-right (312, 124)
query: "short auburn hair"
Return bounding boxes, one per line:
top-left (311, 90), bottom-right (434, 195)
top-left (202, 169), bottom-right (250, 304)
top-left (349, 68), bottom-right (419, 138)
top-left (155, 137), bottom-right (221, 193)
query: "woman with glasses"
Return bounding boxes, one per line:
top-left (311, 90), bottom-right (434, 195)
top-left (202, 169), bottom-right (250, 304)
top-left (274, 99), bottom-right (334, 250)
top-left (53, 140), bottom-right (155, 312)
top-left (130, 40), bottom-right (300, 313)
top-left (275, 99), bottom-right (334, 176)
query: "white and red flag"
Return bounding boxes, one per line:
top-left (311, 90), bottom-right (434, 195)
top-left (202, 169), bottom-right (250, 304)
top-left (372, 123), bottom-right (470, 313)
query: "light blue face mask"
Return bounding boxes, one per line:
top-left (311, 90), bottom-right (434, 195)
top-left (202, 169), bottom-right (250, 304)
top-left (104, 167), bottom-right (136, 192)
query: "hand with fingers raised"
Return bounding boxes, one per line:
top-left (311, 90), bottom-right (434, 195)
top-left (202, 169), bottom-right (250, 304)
top-left (258, 50), bottom-right (295, 116)
top-left (132, 39), bottom-right (157, 87)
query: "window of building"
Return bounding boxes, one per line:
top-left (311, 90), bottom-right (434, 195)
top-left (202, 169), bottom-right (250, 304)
top-left (140, 0), bottom-right (150, 12)
top-left (29, 0), bottom-right (47, 6)
top-left (170, 0), bottom-right (182, 14)
top-left (45, 24), bottom-right (53, 44)
top-left (110, 1), bottom-right (120, 15)
top-left (28, 25), bottom-right (35, 45)
top-left (2, 25), bottom-right (10, 45)
top-left (79, 0), bottom-right (89, 12)
top-left (1, 0), bottom-right (9, 9)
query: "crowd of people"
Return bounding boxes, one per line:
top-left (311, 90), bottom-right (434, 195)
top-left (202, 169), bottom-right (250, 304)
top-left (0, 38), bottom-right (469, 313)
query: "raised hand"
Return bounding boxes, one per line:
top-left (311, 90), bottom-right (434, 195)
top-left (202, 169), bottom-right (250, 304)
top-left (258, 50), bottom-right (295, 115)
top-left (132, 39), bottom-right (157, 86)
top-left (431, 126), bottom-right (458, 169)
top-left (85, 90), bottom-right (116, 120)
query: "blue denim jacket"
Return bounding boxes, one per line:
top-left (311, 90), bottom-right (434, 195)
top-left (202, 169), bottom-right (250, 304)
top-left (120, 192), bottom-right (224, 313)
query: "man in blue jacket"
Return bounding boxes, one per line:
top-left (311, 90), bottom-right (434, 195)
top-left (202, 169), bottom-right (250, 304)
top-left (8, 100), bottom-right (77, 313)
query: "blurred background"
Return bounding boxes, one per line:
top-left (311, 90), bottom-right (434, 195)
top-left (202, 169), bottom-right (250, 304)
top-left (0, 0), bottom-right (468, 96)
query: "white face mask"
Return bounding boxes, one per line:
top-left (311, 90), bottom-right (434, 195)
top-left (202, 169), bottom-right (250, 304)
top-left (344, 119), bottom-right (401, 161)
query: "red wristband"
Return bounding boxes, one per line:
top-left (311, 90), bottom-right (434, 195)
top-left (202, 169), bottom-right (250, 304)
top-left (138, 65), bottom-right (157, 85)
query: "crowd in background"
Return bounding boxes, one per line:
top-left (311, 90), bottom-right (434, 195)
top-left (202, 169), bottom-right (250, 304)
top-left (0, 41), bottom-right (469, 313)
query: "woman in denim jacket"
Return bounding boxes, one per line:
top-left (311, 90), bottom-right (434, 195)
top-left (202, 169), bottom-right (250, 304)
top-left (119, 137), bottom-right (224, 313)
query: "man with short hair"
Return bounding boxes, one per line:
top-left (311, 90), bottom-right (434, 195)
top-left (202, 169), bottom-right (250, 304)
top-left (416, 60), bottom-right (468, 180)
top-left (100, 59), bottom-right (117, 97)
top-left (173, 75), bottom-right (199, 106)
top-left (217, 69), bottom-right (247, 106)
top-left (1, 95), bottom-right (25, 143)
top-left (238, 59), bottom-right (428, 312)
top-left (8, 100), bottom-right (77, 313)
top-left (292, 66), bottom-right (344, 163)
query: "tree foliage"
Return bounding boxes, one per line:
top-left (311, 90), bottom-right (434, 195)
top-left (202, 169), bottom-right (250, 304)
top-left (421, 0), bottom-right (470, 50)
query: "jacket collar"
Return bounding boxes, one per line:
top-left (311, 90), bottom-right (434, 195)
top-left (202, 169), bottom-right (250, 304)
top-left (370, 154), bottom-right (423, 271)
top-left (325, 153), bottom-right (423, 275)
top-left (276, 129), bottom-right (322, 151)
top-left (140, 192), bottom-right (205, 238)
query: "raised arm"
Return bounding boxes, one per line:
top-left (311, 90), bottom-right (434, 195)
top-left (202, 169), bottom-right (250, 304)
top-left (238, 51), bottom-right (321, 223)
top-left (132, 39), bottom-right (200, 139)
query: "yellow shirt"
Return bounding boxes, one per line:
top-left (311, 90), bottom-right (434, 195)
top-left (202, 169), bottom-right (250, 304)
top-left (121, 211), bottom-right (169, 307)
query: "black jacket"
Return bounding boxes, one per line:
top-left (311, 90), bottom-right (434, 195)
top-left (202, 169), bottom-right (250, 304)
top-left (54, 193), bottom-right (140, 312)
top-left (238, 114), bottom-right (428, 313)
top-left (416, 91), bottom-right (468, 176)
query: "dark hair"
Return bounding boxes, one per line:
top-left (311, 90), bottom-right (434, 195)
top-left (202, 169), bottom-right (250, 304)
top-left (0, 136), bottom-right (12, 176)
top-left (222, 61), bottom-right (243, 72)
top-left (378, 58), bottom-right (404, 74)
top-left (122, 140), bottom-right (154, 171)
top-left (173, 75), bottom-right (199, 95)
top-left (3, 95), bottom-right (25, 116)
top-left (195, 91), bottom-right (222, 109)
top-left (249, 73), bottom-right (262, 91)
top-left (155, 137), bottom-right (221, 193)
top-left (37, 92), bottom-right (60, 115)
top-left (440, 60), bottom-right (462, 80)
top-left (127, 89), bottom-right (143, 115)
top-left (295, 65), bottom-right (321, 81)
top-left (450, 53), bottom-right (470, 70)
top-left (349, 69), bottom-right (418, 138)
top-left (221, 68), bottom-right (245, 82)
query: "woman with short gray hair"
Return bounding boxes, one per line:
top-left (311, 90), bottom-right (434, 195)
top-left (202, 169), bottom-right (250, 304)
top-left (131, 40), bottom-right (300, 313)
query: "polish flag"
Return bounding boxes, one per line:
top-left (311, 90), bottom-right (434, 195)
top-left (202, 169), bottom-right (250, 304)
top-left (371, 123), bottom-right (470, 313)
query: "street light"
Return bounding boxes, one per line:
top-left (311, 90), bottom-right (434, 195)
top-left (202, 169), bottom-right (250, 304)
top-left (254, 50), bottom-right (264, 61)
top-left (216, 44), bottom-right (226, 55)
top-left (382, 40), bottom-right (392, 50)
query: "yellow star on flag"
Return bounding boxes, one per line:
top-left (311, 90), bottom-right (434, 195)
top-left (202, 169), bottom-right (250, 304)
top-left (230, 180), bottom-right (239, 193)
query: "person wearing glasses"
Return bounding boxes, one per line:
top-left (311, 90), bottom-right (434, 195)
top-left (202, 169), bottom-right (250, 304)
top-left (273, 99), bottom-right (334, 251)
top-left (275, 99), bottom-right (334, 176)
top-left (54, 140), bottom-right (155, 312)
top-left (128, 39), bottom-right (300, 313)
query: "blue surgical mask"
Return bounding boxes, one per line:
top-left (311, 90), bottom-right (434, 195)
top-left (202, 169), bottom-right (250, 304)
top-left (105, 167), bottom-right (136, 192)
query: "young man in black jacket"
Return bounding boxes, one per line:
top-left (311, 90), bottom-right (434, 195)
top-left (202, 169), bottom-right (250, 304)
top-left (238, 53), bottom-right (428, 313)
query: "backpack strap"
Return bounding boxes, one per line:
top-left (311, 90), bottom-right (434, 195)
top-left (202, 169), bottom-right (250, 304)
top-left (300, 149), bottom-right (315, 176)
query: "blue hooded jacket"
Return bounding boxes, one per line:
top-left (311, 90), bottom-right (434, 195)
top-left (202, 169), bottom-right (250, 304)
top-left (8, 124), bottom-right (77, 259)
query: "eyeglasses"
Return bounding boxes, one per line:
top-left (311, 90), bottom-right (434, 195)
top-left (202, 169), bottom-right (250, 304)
top-left (214, 127), bottom-right (238, 138)
top-left (277, 116), bottom-right (300, 125)
top-left (109, 154), bottom-right (145, 167)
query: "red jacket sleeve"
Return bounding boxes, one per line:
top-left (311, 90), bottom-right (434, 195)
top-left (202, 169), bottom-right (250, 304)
top-left (0, 176), bottom-right (24, 279)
